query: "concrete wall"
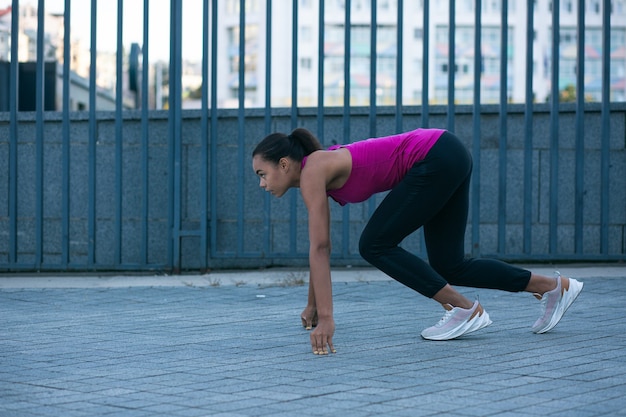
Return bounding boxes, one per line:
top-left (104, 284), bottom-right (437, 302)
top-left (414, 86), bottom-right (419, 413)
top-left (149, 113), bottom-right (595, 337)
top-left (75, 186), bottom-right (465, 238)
top-left (1, 103), bottom-right (625, 271)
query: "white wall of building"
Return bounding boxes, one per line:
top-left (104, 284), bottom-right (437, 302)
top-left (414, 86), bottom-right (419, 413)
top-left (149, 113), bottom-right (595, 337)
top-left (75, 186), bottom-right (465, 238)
top-left (1, 0), bottom-right (625, 109)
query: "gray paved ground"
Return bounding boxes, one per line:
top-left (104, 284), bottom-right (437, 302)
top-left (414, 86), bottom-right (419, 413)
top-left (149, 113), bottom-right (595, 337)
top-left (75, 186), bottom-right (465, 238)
top-left (1, 266), bottom-right (625, 417)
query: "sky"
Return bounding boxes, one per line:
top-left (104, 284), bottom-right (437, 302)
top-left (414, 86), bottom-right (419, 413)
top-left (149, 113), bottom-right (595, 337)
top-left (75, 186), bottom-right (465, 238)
top-left (7, 0), bottom-right (207, 61)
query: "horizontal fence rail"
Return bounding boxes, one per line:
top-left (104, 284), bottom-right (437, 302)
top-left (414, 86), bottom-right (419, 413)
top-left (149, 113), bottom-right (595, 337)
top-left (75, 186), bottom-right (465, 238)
top-left (0, 0), bottom-right (625, 272)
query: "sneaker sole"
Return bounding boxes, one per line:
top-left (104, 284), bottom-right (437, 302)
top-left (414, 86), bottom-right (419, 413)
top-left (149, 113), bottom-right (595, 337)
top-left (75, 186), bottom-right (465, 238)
top-left (534, 279), bottom-right (584, 334)
top-left (421, 309), bottom-right (492, 341)
top-left (465, 311), bottom-right (493, 335)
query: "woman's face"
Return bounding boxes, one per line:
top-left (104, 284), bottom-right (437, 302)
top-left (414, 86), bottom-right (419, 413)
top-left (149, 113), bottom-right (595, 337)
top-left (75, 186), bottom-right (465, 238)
top-left (252, 155), bottom-right (293, 198)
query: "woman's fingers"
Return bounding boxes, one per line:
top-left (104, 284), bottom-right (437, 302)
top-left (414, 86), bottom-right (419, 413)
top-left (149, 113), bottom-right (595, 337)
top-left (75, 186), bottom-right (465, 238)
top-left (309, 322), bottom-right (336, 355)
top-left (300, 310), bottom-right (318, 330)
top-left (301, 315), bottom-right (313, 330)
top-left (311, 336), bottom-right (336, 355)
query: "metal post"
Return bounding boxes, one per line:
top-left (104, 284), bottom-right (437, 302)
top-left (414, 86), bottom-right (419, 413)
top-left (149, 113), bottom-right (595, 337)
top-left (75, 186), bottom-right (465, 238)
top-left (523, 0), bottom-right (534, 254)
top-left (471, 0), bottom-right (482, 257)
top-left (35, 0), bottom-right (45, 268)
top-left (62, 0), bottom-right (72, 267)
top-left (114, 0), bottom-right (124, 265)
top-left (498, 0), bottom-right (508, 254)
top-left (549, 0), bottom-right (560, 254)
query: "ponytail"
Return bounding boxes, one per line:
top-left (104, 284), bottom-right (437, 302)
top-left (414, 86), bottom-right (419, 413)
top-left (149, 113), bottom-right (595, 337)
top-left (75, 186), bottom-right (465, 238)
top-left (252, 128), bottom-right (322, 164)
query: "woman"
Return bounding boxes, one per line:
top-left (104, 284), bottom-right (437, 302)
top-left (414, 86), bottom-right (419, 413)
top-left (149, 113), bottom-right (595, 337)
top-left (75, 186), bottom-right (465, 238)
top-left (251, 127), bottom-right (583, 355)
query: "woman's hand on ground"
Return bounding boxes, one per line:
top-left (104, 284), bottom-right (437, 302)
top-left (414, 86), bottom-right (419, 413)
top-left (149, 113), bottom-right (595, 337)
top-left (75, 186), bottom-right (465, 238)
top-left (300, 306), bottom-right (318, 330)
top-left (309, 318), bottom-right (336, 355)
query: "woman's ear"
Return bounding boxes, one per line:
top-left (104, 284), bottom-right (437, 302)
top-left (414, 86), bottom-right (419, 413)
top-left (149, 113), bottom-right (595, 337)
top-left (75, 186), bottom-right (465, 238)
top-left (278, 157), bottom-right (290, 172)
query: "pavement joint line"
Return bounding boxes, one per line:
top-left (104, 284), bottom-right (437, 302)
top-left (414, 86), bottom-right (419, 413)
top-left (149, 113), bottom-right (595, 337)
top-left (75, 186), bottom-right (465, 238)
top-left (1, 264), bottom-right (625, 416)
top-left (0, 264), bottom-right (624, 289)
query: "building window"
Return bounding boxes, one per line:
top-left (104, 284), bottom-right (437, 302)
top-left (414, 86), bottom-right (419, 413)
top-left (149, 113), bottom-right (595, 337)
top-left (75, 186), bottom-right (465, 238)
top-left (590, 0), bottom-right (600, 13)
top-left (464, 0), bottom-right (474, 12)
top-left (561, 30), bottom-right (576, 44)
top-left (300, 57), bottom-right (312, 70)
top-left (355, 0), bottom-right (372, 10)
top-left (301, 26), bottom-right (312, 42)
top-left (611, 29), bottom-right (626, 46)
top-left (564, 0), bottom-right (573, 12)
top-left (440, 63), bottom-right (470, 74)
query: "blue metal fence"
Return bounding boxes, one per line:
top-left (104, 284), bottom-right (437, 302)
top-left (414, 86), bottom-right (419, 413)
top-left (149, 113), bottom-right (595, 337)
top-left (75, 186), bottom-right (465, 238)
top-left (0, 0), bottom-right (624, 272)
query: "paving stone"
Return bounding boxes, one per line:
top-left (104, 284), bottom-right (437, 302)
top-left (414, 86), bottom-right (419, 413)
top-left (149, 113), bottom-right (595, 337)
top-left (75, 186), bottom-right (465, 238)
top-left (1, 270), bottom-right (625, 416)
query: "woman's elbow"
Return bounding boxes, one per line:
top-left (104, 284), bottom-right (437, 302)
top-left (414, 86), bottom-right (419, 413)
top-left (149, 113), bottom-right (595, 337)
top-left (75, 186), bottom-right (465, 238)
top-left (310, 242), bottom-right (331, 257)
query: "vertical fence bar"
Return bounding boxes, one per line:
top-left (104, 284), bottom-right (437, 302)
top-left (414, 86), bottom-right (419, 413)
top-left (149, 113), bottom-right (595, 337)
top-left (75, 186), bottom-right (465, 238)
top-left (342, 0), bottom-right (351, 258)
top-left (471, 0), bottom-right (482, 257)
top-left (291, 0), bottom-right (298, 127)
top-left (168, 1), bottom-right (176, 268)
top-left (600, 0), bottom-right (610, 254)
top-left (237, 0), bottom-right (246, 255)
top-left (290, 0), bottom-right (299, 255)
top-left (35, 0), bottom-right (45, 268)
top-left (395, 0), bottom-right (403, 131)
top-left (421, 0), bottom-right (430, 128)
top-left (343, 0), bottom-right (351, 127)
top-left (141, 0), bottom-right (150, 266)
top-left (8, 1), bottom-right (18, 266)
top-left (369, 0), bottom-right (377, 136)
top-left (317, 0), bottom-right (325, 142)
top-left (114, 0), bottom-right (124, 265)
top-left (497, 0), bottom-right (508, 254)
top-left (447, 0), bottom-right (455, 130)
top-left (62, 0), bottom-right (71, 267)
top-left (369, 0), bottom-right (379, 218)
top-left (523, 0), bottom-right (534, 254)
top-left (210, 0), bottom-right (218, 259)
top-left (169, 0), bottom-right (183, 271)
top-left (88, 0), bottom-right (98, 266)
top-left (199, 0), bottom-right (209, 268)
top-left (265, 0), bottom-right (273, 135)
top-left (574, 0), bottom-right (585, 254)
top-left (549, 0), bottom-right (560, 255)
top-left (264, 0), bottom-right (272, 255)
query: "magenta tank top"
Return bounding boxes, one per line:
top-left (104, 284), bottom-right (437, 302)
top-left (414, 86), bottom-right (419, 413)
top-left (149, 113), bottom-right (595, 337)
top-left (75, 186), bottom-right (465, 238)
top-left (302, 128), bottom-right (446, 206)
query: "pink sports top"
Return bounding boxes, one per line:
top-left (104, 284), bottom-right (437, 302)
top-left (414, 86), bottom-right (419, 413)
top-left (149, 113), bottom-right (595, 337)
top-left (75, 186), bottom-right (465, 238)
top-left (302, 128), bottom-right (446, 206)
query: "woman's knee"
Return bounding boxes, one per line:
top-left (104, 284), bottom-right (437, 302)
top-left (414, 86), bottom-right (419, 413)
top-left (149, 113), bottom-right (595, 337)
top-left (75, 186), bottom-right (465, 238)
top-left (358, 234), bottom-right (375, 262)
top-left (358, 233), bottom-right (386, 263)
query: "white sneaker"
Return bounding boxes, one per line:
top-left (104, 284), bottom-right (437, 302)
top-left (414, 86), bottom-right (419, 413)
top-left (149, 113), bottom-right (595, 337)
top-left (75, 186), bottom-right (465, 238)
top-left (532, 271), bottom-right (584, 334)
top-left (421, 300), bottom-right (492, 341)
top-left (464, 305), bottom-right (494, 335)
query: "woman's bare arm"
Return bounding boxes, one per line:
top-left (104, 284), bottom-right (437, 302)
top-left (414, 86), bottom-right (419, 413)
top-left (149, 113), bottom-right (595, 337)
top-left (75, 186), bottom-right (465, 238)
top-left (300, 155), bottom-right (336, 354)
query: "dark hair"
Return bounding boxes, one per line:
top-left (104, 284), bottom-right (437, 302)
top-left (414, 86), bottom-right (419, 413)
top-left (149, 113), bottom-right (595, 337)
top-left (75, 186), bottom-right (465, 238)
top-left (252, 128), bottom-right (322, 164)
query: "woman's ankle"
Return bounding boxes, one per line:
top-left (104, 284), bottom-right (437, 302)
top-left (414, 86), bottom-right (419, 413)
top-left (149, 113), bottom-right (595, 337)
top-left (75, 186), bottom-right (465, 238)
top-left (525, 273), bottom-right (559, 295)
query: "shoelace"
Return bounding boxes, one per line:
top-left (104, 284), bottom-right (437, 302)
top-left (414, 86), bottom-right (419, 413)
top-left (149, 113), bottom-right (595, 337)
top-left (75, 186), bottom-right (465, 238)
top-left (537, 294), bottom-right (549, 315)
top-left (436, 308), bottom-right (455, 327)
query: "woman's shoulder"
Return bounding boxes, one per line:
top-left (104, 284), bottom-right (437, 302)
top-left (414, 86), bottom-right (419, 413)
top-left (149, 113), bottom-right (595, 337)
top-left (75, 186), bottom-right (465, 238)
top-left (305, 147), bottom-right (350, 164)
top-left (301, 148), bottom-right (351, 187)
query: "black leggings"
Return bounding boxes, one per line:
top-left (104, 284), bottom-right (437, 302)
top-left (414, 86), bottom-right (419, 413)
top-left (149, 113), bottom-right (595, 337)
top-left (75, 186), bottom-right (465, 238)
top-left (359, 132), bottom-right (531, 298)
